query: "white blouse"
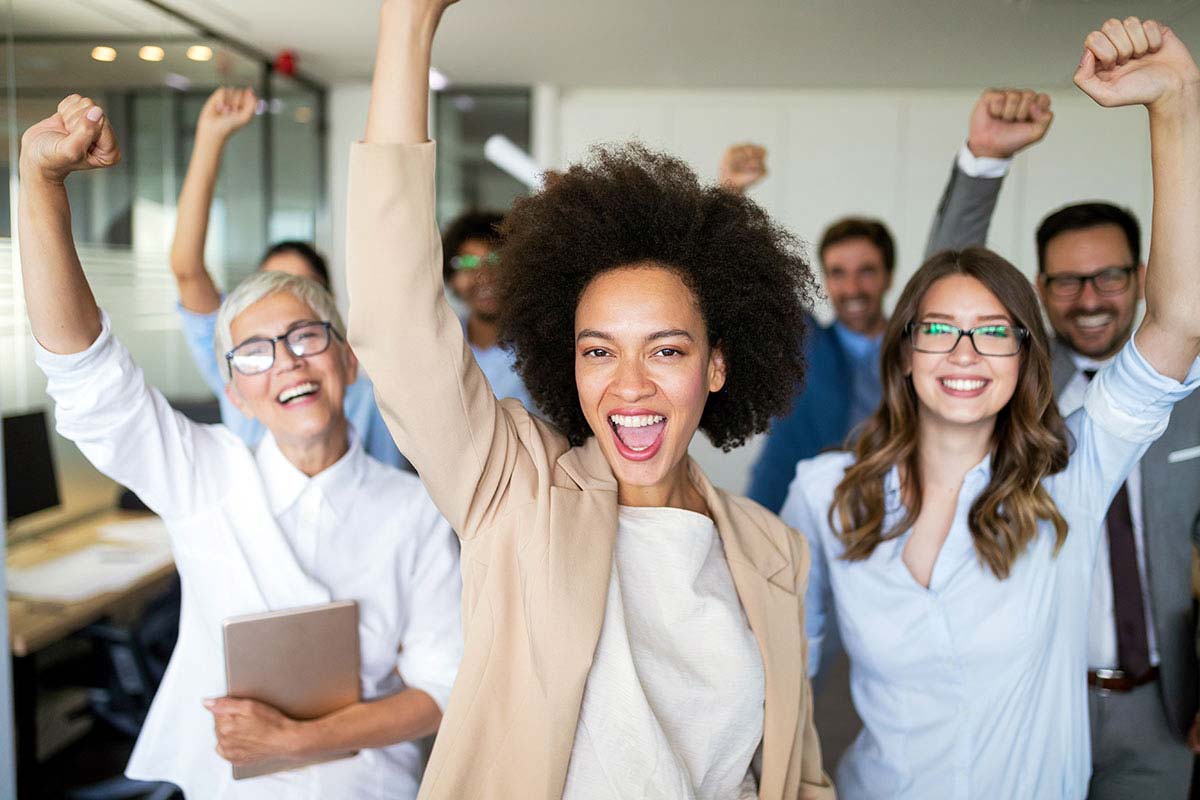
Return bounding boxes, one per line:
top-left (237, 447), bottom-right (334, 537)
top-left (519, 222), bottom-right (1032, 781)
top-left (562, 505), bottom-right (764, 800)
top-left (36, 314), bottom-right (463, 800)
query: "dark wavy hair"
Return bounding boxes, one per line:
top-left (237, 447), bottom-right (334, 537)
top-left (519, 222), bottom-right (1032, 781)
top-left (496, 143), bottom-right (817, 451)
top-left (831, 248), bottom-right (1070, 579)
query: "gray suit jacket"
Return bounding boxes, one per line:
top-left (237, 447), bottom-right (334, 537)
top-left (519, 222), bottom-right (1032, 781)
top-left (929, 159), bottom-right (1200, 738)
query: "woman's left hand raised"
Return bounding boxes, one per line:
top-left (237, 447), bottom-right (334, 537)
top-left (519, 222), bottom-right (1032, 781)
top-left (1074, 17), bottom-right (1200, 110)
top-left (204, 696), bottom-right (306, 765)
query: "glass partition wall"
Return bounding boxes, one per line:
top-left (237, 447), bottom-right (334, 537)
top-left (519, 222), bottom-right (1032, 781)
top-left (1, 0), bottom-right (327, 538)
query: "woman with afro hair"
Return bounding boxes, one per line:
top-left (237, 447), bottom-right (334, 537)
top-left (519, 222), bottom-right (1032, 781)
top-left (346, 2), bottom-right (833, 798)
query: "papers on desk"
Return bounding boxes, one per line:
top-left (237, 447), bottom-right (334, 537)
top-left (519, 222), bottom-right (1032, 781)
top-left (7, 518), bottom-right (173, 603)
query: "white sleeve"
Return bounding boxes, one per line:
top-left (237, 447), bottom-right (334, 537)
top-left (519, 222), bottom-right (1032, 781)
top-left (395, 496), bottom-right (463, 712)
top-left (35, 311), bottom-right (226, 519)
top-left (779, 459), bottom-right (836, 679)
top-left (956, 142), bottom-right (1012, 179)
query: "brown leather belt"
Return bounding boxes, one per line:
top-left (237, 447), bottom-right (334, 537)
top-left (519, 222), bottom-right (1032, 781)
top-left (1088, 666), bottom-right (1158, 693)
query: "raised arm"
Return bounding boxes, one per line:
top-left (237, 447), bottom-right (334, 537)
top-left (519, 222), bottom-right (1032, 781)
top-left (1075, 17), bottom-right (1200, 379)
top-left (170, 87), bottom-right (257, 314)
top-left (348, 0), bottom-right (522, 537)
top-left (18, 95), bottom-right (115, 353)
top-left (717, 143), bottom-right (767, 195)
top-left (924, 89), bottom-right (1053, 258)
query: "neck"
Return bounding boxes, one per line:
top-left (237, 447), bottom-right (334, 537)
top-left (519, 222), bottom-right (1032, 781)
top-left (275, 417), bottom-right (351, 477)
top-left (838, 315), bottom-right (887, 338)
top-left (617, 461), bottom-right (709, 516)
top-left (467, 314), bottom-right (500, 350)
top-left (915, 412), bottom-right (993, 489)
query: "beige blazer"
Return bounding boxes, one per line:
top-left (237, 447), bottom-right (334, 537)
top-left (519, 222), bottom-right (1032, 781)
top-left (346, 141), bottom-right (835, 800)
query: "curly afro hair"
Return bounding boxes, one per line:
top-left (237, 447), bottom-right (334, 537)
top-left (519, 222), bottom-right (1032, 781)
top-left (496, 143), bottom-right (817, 451)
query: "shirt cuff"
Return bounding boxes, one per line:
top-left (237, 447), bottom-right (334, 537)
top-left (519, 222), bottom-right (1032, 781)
top-left (1085, 337), bottom-right (1200, 442)
top-left (957, 143), bottom-right (1012, 179)
top-left (33, 310), bottom-right (115, 375)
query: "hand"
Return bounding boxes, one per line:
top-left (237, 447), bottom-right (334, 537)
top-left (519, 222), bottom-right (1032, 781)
top-left (718, 143), bottom-right (768, 193)
top-left (195, 87), bottom-right (258, 144)
top-left (205, 696), bottom-right (304, 765)
top-left (1189, 714), bottom-right (1200, 753)
top-left (1074, 17), bottom-right (1200, 110)
top-left (966, 89), bottom-right (1053, 159)
top-left (19, 94), bottom-right (120, 184)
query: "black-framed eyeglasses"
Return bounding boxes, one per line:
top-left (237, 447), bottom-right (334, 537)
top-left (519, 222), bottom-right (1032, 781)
top-left (224, 320), bottom-right (341, 377)
top-left (1041, 264), bottom-right (1138, 299)
top-left (906, 320), bottom-right (1028, 357)
top-left (449, 252), bottom-right (500, 271)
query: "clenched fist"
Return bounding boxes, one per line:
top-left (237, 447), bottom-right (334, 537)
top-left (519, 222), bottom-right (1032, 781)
top-left (1075, 17), bottom-right (1200, 110)
top-left (718, 143), bottom-right (768, 194)
top-left (967, 89), bottom-right (1053, 159)
top-left (20, 94), bottom-right (121, 184)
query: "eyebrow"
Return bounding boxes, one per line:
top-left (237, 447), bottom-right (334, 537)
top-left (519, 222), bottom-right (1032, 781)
top-left (576, 328), bottom-right (694, 344)
top-left (920, 313), bottom-right (1013, 324)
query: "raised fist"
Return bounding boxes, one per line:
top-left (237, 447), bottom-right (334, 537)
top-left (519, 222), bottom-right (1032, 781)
top-left (967, 89), bottom-right (1053, 159)
top-left (718, 143), bottom-right (768, 194)
top-left (19, 94), bottom-right (121, 184)
top-left (1074, 17), bottom-right (1200, 109)
top-left (195, 86), bottom-right (258, 143)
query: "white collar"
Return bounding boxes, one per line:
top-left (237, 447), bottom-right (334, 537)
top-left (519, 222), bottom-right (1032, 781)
top-left (255, 426), bottom-right (365, 519)
top-left (1069, 349), bottom-right (1116, 374)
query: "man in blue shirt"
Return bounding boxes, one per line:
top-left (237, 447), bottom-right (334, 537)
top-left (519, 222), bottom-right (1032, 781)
top-left (170, 86), bottom-right (407, 469)
top-left (441, 211), bottom-right (534, 410)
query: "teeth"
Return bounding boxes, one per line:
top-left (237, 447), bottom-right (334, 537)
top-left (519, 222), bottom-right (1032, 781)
top-left (609, 414), bottom-right (665, 428)
top-left (941, 378), bottom-right (987, 392)
top-left (278, 382), bottom-right (318, 403)
top-left (1075, 314), bottom-right (1113, 329)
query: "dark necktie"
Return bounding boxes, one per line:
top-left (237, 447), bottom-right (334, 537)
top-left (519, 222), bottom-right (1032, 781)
top-left (1083, 368), bottom-right (1152, 676)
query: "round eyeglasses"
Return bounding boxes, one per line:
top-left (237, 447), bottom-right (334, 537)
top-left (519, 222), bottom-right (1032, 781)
top-left (224, 321), bottom-right (340, 377)
top-left (1041, 265), bottom-right (1137, 299)
top-left (907, 321), bottom-right (1028, 357)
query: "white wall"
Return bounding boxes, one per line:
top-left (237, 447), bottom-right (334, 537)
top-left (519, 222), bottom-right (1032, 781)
top-left (552, 87), bottom-right (1153, 493)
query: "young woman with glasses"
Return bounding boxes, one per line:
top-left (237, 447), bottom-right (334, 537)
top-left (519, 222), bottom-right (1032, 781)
top-left (780, 17), bottom-right (1200, 800)
top-left (17, 97), bottom-right (463, 796)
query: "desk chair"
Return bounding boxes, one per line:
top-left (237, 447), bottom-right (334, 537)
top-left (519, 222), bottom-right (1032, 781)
top-left (65, 579), bottom-right (181, 800)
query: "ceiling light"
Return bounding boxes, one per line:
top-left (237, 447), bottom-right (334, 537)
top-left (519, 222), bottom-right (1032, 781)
top-left (484, 134), bottom-right (543, 190)
top-left (91, 46), bottom-right (117, 63)
top-left (186, 45), bottom-right (213, 62)
top-left (139, 45), bottom-right (164, 62)
top-left (429, 67), bottom-right (449, 91)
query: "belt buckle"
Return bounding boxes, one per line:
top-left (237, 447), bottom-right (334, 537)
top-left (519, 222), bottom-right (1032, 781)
top-left (1093, 668), bottom-right (1123, 696)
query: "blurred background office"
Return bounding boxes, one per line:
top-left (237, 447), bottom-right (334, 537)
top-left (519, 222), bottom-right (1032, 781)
top-left (1, 0), bottom-right (1197, 797)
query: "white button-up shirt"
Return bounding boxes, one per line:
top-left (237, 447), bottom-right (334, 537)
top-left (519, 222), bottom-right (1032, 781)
top-left (36, 314), bottom-right (463, 800)
top-left (780, 338), bottom-right (1200, 800)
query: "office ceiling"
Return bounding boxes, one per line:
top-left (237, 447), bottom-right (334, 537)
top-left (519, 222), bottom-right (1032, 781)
top-left (12, 0), bottom-right (1200, 89)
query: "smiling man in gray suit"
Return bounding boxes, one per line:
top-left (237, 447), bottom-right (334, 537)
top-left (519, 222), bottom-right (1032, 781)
top-left (929, 91), bottom-right (1200, 800)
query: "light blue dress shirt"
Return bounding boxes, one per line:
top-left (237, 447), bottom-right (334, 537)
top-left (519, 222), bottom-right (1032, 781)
top-left (176, 303), bottom-right (409, 471)
top-left (780, 338), bottom-right (1200, 800)
top-left (832, 321), bottom-right (883, 432)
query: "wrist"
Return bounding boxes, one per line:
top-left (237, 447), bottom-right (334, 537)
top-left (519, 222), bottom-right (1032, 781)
top-left (283, 718), bottom-right (319, 759)
top-left (1147, 77), bottom-right (1200, 121)
top-left (965, 138), bottom-right (1013, 160)
top-left (380, 0), bottom-right (443, 42)
top-left (17, 160), bottom-right (68, 190)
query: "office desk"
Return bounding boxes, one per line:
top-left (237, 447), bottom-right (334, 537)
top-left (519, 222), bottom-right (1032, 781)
top-left (7, 509), bottom-right (177, 795)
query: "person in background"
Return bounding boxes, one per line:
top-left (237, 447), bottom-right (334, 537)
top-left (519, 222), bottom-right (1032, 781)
top-left (170, 86), bottom-right (407, 469)
top-left (782, 17), bottom-right (1200, 798)
top-left (441, 211), bottom-right (533, 408)
top-left (739, 89), bottom-right (1052, 513)
top-left (17, 95), bottom-right (462, 798)
top-left (927, 74), bottom-right (1200, 800)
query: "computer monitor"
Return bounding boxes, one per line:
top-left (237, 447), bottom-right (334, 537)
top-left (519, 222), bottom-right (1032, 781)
top-left (3, 410), bottom-right (61, 523)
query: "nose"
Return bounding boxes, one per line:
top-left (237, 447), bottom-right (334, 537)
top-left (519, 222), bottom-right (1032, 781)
top-left (274, 340), bottom-right (304, 372)
top-left (948, 333), bottom-right (981, 366)
top-left (1074, 278), bottom-right (1103, 310)
top-left (612, 357), bottom-right (655, 401)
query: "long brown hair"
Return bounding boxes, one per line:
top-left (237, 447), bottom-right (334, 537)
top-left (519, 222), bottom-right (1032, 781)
top-left (830, 248), bottom-right (1069, 579)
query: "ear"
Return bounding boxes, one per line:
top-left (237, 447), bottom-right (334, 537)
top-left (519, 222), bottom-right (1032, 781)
top-left (707, 343), bottom-right (727, 393)
top-left (1035, 272), bottom-right (1051, 307)
top-left (342, 342), bottom-right (360, 385)
top-left (224, 379), bottom-right (254, 419)
top-left (883, 270), bottom-right (894, 293)
top-left (1135, 262), bottom-right (1146, 300)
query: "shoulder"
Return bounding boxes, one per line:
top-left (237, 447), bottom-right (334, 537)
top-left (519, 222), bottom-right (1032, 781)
top-left (792, 450), bottom-right (856, 496)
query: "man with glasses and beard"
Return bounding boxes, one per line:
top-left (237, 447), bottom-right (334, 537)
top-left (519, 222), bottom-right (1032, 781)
top-left (928, 104), bottom-right (1200, 800)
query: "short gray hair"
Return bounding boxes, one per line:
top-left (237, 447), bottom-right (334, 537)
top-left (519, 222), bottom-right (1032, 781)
top-left (214, 271), bottom-right (346, 384)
